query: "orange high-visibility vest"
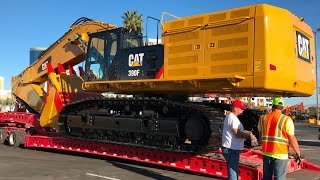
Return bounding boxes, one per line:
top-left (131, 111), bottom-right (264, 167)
top-left (260, 112), bottom-right (290, 155)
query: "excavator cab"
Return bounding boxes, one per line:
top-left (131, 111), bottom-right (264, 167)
top-left (85, 28), bottom-right (164, 82)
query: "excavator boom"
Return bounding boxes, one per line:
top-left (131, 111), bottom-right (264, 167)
top-left (11, 17), bottom-right (117, 114)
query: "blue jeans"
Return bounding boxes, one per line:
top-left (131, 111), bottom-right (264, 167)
top-left (222, 147), bottom-right (241, 180)
top-left (262, 155), bottom-right (288, 180)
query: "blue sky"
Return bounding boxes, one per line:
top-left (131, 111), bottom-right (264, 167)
top-left (0, 0), bottom-right (319, 106)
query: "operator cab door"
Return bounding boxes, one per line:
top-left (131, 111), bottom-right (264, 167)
top-left (85, 29), bottom-right (120, 81)
top-left (85, 28), bottom-right (164, 81)
top-left (118, 30), bottom-right (164, 80)
top-left (116, 29), bottom-right (164, 80)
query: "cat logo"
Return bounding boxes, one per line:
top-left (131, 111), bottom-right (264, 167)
top-left (296, 31), bottom-right (310, 62)
top-left (128, 53), bottom-right (144, 67)
top-left (38, 56), bottom-right (51, 73)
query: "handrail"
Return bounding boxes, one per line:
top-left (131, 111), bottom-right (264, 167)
top-left (202, 17), bottom-right (253, 29)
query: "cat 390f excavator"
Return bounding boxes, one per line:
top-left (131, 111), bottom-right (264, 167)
top-left (11, 4), bottom-right (315, 152)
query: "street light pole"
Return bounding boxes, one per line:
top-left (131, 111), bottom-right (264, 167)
top-left (315, 27), bottom-right (320, 121)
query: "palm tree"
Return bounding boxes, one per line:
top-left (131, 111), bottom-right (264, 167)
top-left (5, 98), bottom-right (15, 106)
top-left (122, 10), bottom-right (143, 33)
top-left (0, 98), bottom-right (16, 111)
top-left (7, 98), bottom-right (16, 111)
top-left (0, 99), bottom-right (4, 110)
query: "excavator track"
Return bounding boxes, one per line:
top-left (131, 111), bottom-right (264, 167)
top-left (58, 97), bottom-right (227, 152)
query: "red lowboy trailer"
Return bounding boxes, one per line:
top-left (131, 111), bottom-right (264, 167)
top-left (0, 111), bottom-right (319, 180)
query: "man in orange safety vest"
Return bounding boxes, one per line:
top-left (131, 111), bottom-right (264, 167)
top-left (258, 97), bottom-right (301, 180)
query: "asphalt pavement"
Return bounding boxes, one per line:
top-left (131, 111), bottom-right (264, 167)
top-left (286, 122), bottom-right (320, 179)
top-left (0, 145), bottom-right (215, 180)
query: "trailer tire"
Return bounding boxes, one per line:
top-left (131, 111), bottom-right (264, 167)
top-left (8, 131), bottom-right (22, 147)
top-left (318, 128), bottom-right (320, 140)
top-left (19, 131), bottom-right (26, 145)
top-left (0, 129), bottom-right (7, 144)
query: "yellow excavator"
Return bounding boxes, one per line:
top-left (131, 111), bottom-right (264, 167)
top-left (11, 4), bottom-right (315, 151)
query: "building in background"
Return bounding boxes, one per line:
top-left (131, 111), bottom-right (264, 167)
top-left (30, 47), bottom-right (47, 65)
top-left (189, 95), bottom-right (272, 109)
top-left (241, 97), bottom-right (272, 108)
top-left (145, 38), bottom-right (161, 46)
top-left (0, 89), bottom-right (11, 100)
top-left (0, 77), bottom-right (13, 112)
top-left (0, 76), bottom-right (3, 90)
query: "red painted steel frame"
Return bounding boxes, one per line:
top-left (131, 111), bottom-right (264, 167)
top-left (25, 134), bottom-right (263, 179)
top-left (2, 111), bottom-right (320, 179)
top-left (24, 134), bottom-right (320, 179)
top-left (0, 112), bottom-right (41, 134)
top-left (0, 112), bottom-right (39, 127)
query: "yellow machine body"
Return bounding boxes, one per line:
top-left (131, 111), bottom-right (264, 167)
top-left (85, 4), bottom-right (315, 97)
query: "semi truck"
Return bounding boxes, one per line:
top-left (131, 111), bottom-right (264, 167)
top-left (0, 4), bottom-right (319, 179)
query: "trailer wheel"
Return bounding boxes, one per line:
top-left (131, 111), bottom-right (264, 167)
top-left (0, 129), bottom-right (7, 144)
top-left (8, 131), bottom-right (22, 147)
top-left (19, 131), bottom-right (26, 145)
